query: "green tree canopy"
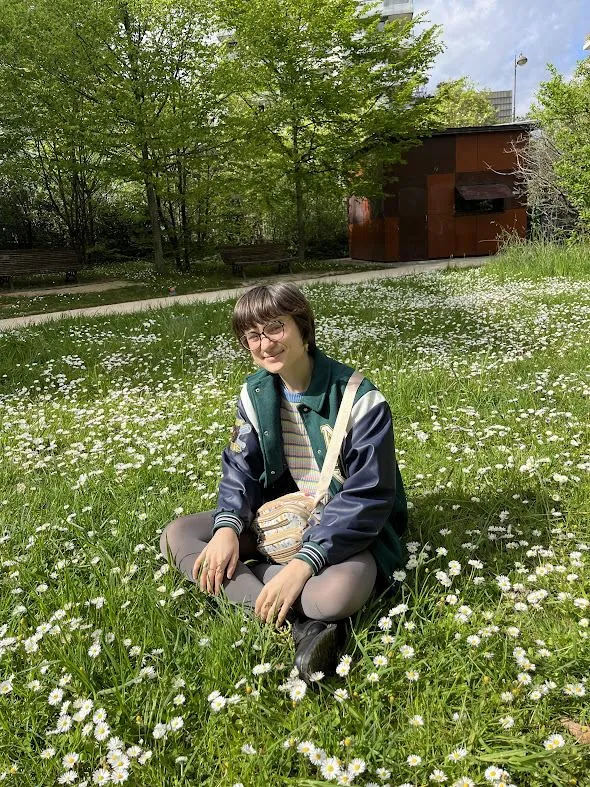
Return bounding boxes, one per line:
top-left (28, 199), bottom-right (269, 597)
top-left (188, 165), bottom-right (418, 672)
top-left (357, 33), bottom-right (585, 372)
top-left (0, 0), bottom-right (226, 269)
top-left (217, 0), bottom-right (443, 257)
top-left (532, 60), bottom-right (590, 231)
top-left (0, 0), bottom-right (446, 263)
top-left (433, 77), bottom-right (497, 128)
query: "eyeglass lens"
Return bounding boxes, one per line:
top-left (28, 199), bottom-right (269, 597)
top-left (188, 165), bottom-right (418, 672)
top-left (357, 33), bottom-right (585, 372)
top-left (241, 320), bottom-right (284, 347)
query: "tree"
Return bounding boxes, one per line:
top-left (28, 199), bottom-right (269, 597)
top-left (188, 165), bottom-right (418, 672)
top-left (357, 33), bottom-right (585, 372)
top-left (532, 60), bottom-right (590, 232)
top-left (433, 78), bottom-right (497, 128)
top-left (0, 2), bottom-right (109, 259)
top-left (0, 0), bottom-right (227, 271)
top-left (509, 130), bottom-right (579, 241)
top-left (217, 0), bottom-right (443, 259)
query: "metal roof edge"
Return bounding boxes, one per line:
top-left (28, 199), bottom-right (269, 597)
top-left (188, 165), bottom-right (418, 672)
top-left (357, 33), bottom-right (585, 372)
top-left (426, 121), bottom-right (537, 137)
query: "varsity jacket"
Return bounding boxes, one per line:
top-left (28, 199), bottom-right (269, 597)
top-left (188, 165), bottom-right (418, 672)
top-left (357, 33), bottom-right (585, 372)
top-left (212, 348), bottom-right (408, 592)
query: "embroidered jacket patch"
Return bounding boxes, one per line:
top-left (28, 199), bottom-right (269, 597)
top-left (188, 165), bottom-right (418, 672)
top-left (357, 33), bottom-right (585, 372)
top-left (230, 418), bottom-right (252, 453)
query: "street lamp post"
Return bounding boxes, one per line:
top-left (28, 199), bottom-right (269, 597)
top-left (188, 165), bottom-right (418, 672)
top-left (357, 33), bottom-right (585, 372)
top-left (513, 53), bottom-right (528, 122)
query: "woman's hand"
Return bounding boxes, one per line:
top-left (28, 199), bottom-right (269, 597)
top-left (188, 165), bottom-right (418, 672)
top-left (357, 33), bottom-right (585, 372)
top-left (192, 528), bottom-right (240, 596)
top-left (255, 559), bottom-right (313, 628)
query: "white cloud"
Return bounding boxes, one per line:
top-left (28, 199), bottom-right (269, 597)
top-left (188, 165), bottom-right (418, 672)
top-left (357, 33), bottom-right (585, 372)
top-left (413, 0), bottom-right (588, 116)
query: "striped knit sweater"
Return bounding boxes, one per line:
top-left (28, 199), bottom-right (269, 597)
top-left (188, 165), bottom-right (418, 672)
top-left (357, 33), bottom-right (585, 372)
top-left (279, 385), bottom-right (320, 495)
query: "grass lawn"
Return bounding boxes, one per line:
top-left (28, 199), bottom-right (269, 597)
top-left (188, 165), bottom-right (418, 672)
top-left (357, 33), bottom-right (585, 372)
top-left (0, 242), bottom-right (588, 786)
top-left (0, 256), bottom-right (391, 320)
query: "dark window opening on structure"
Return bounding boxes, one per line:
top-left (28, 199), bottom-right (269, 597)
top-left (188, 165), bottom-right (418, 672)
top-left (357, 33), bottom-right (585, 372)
top-left (455, 194), bottom-right (505, 215)
top-left (454, 183), bottom-right (512, 215)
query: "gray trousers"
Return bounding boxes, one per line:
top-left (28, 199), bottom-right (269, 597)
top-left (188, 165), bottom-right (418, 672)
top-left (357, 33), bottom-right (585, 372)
top-left (160, 512), bottom-right (377, 622)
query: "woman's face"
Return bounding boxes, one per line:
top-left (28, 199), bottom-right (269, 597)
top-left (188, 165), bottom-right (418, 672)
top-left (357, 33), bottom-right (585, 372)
top-left (243, 314), bottom-right (308, 377)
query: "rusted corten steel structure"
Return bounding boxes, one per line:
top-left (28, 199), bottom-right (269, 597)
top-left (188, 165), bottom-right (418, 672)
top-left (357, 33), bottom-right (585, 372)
top-left (349, 122), bottom-right (533, 262)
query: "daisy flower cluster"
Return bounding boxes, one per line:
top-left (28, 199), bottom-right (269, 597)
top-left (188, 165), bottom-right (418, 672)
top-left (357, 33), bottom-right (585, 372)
top-left (0, 261), bottom-right (588, 783)
top-left (286, 737), bottom-right (367, 785)
top-left (37, 689), bottom-right (153, 784)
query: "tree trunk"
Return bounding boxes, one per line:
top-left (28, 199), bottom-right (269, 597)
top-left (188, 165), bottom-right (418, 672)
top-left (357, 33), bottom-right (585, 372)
top-left (160, 195), bottom-right (181, 270)
top-left (87, 190), bottom-right (96, 258)
top-left (72, 165), bottom-right (89, 264)
top-left (292, 123), bottom-right (305, 260)
top-left (122, 5), bottom-right (165, 274)
top-left (193, 166), bottom-right (211, 256)
top-left (294, 168), bottom-right (305, 261)
top-left (25, 217), bottom-right (33, 248)
top-left (178, 158), bottom-right (190, 271)
top-left (142, 146), bottom-right (165, 273)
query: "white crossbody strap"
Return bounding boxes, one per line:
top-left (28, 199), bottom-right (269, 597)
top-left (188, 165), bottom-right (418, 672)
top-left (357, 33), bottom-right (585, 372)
top-left (312, 371), bottom-right (364, 507)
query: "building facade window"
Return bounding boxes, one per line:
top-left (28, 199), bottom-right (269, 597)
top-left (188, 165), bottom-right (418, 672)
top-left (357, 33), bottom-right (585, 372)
top-left (455, 194), bottom-right (505, 215)
top-left (454, 183), bottom-right (512, 215)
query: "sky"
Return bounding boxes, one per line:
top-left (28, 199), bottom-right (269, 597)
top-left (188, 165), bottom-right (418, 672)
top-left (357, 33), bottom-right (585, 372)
top-left (413, 0), bottom-right (588, 118)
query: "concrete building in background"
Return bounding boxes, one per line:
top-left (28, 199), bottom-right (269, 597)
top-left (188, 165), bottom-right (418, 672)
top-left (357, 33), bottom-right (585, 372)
top-left (485, 90), bottom-right (513, 123)
top-left (358, 0), bottom-right (413, 22)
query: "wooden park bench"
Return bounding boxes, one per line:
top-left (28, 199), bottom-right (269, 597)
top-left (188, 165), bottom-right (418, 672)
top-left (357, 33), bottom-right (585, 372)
top-left (219, 243), bottom-right (295, 279)
top-left (0, 249), bottom-right (83, 289)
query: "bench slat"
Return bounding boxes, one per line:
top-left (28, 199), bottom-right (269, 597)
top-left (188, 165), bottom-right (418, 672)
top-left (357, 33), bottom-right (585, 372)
top-left (0, 262), bottom-right (83, 271)
top-left (220, 256), bottom-right (292, 264)
top-left (0, 249), bottom-right (83, 288)
top-left (218, 243), bottom-right (295, 279)
top-left (0, 250), bottom-right (80, 258)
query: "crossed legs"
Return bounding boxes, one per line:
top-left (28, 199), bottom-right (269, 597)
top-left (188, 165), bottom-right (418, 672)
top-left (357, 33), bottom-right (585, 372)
top-left (160, 512), bottom-right (377, 622)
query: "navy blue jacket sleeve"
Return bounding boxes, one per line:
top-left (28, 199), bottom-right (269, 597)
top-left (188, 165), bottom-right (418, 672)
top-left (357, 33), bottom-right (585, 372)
top-left (212, 399), bottom-right (264, 535)
top-left (297, 397), bottom-right (397, 571)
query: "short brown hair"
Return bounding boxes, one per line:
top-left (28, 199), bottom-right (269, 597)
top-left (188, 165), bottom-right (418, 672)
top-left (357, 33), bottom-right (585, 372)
top-left (232, 283), bottom-right (316, 350)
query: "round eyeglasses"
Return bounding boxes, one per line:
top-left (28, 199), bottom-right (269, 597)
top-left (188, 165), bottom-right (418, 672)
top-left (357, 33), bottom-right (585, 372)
top-left (240, 319), bottom-right (285, 349)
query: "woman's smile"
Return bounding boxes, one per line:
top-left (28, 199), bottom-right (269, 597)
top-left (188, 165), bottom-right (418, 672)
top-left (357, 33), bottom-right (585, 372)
top-left (247, 314), bottom-right (312, 391)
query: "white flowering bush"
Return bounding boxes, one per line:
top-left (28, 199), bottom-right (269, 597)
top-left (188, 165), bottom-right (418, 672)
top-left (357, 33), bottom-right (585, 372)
top-left (0, 246), bottom-right (589, 785)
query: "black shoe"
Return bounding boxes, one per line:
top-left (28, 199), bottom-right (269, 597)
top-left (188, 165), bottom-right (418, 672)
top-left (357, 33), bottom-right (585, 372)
top-left (293, 618), bottom-right (345, 685)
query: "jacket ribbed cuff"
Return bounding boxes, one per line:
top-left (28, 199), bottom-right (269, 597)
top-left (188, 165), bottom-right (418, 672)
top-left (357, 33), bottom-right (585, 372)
top-left (293, 542), bottom-right (328, 575)
top-left (212, 512), bottom-right (244, 537)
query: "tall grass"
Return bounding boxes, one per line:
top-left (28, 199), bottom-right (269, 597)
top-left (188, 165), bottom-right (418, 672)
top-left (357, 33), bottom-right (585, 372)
top-left (486, 239), bottom-right (590, 281)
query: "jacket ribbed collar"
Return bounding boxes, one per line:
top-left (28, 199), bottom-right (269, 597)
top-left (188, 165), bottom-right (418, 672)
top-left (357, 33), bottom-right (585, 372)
top-left (248, 346), bottom-right (331, 415)
top-left (295, 347), bottom-right (330, 413)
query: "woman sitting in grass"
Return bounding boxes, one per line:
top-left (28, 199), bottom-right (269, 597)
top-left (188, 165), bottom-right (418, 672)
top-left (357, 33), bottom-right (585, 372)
top-left (161, 283), bottom-right (408, 683)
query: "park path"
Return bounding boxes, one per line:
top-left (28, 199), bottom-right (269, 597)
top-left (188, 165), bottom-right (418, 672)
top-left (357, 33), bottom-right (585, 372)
top-left (2, 280), bottom-right (136, 298)
top-left (0, 256), bottom-right (491, 333)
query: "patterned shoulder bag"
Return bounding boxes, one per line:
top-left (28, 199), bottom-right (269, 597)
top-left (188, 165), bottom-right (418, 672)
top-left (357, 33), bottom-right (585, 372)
top-left (251, 372), bottom-right (363, 564)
